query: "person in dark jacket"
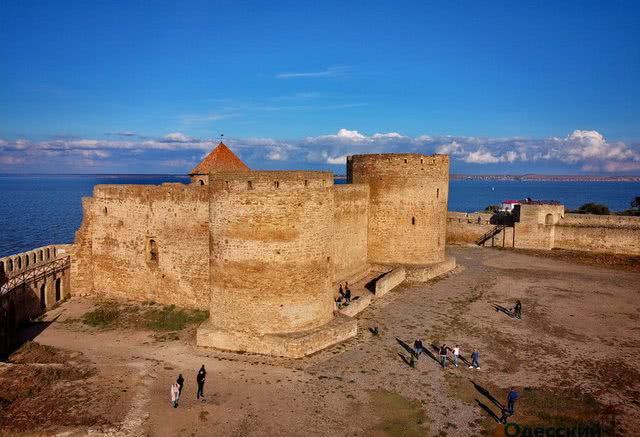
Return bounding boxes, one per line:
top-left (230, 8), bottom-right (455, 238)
top-left (413, 339), bottom-right (424, 359)
top-left (196, 365), bottom-right (206, 399)
top-left (469, 349), bottom-right (480, 369)
top-left (176, 374), bottom-right (184, 396)
top-left (439, 344), bottom-right (448, 367)
top-left (507, 387), bottom-right (519, 414)
top-left (344, 286), bottom-right (351, 304)
top-left (514, 300), bottom-right (522, 319)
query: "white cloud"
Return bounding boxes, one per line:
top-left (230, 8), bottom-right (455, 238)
top-left (464, 149), bottom-right (500, 164)
top-left (1, 128), bottom-right (639, 174)
top-left (436, 141), bottom-right (464, 156)
top-left (164, 132), bottom-right (192, 143)
top-left (266, 147), bottom-right (288, 161)
top-left (327, 155), bottom-right (348, 165)
top-left (276, 66), bottom-right (349, 79)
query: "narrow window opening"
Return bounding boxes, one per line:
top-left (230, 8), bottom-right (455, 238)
top-left (40, 283), bottom-right (46, 310)
top-left (274, 181), bottom-right (280, 189)
top-left (52, 248), bottom-right (56, 257)
top-left (0, 261), bottom-right (4, 277)
top-left (55, 278), bottom-right (61, 302)
top-left (404, 158), bottom-right (408, 163)
top-left (420, 158), bottom-right (424, 164)
top-left (436, 188), bottom-right (439, 198)
top-left (411, 217), bottom-right (416, 225)
top-left (39, 250), bottom-right (43, 261)
top-left (17, 257), bottom-right (22, 269)
top-left (7, 259), bottom-right (13, 272)
top-left (32, 253), bottom-right (36, 263)
top-left (103, 206), bottom-right (108, 215)
top-left (25, 255), bottom-right (29, 268)
top-left (247, 181), bottom-right (253, 190)
top-left (46, 248), bottom-right (50, 259)
top-left (199, 180), bottom-right (205, 186)
top-left (304, 180), bottom-right (308, 187)
top-left (149, 239), bottom-right (159, 263)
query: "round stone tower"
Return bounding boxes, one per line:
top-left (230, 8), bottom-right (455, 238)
top-left (347, 153), bottom-right (449, 265)
top-left (197, 171), bottom-right (354, 356)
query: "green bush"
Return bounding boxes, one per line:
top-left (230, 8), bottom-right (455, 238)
top-left (573, 203), bottom-right (610, 215)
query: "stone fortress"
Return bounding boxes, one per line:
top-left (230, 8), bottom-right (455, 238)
top-left (2, 143), bottom-right (639, 359)
top-left (70, 143), bottom-right (455, 357)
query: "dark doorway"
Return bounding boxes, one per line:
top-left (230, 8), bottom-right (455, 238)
top-left (40, 283), bottom-right (46, 310)
top-left (55, 278), bottom-right (61, 302)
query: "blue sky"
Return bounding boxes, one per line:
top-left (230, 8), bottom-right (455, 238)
top-left (1, 0), bottom-right (639, 174)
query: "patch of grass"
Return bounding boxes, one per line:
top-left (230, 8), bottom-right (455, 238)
top-left (144, 305), bottom-right (208, 331)
top-left (78, 300), bottom-right (208, 332)
top-left (82, 306), bottom-right (120, 328)
top-left (368, 389), bottom-right (430, 436)
top-left (444, 375), bottom-right (611, 435)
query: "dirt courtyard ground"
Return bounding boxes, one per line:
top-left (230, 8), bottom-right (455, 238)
top-left (1, 246), bottom-right (638, 436)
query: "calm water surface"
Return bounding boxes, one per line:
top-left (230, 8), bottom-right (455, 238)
top-left (0, 175), bottom-right (638, 257)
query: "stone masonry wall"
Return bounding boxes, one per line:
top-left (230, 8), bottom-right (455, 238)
top-left (513, 204), bottom-right (565, 250)
top-left (348, 154), bottom-right (449, 265)
top-left (446, 212), bottom-right (493, 244)
top-left (332, 184), bottom-right (369, 283)
top-left (554, 213), bottom-right (640, 255)
top-left (73, 183), bottom-right (210, 309)
top-left (208, 172), bottom-right (335, 336)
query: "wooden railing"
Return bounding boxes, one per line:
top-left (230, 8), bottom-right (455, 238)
top-left (0, 256), bottom-right (70, 296)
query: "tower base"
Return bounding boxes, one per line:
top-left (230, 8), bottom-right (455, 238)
top-left (196, 315), bottom-right (357, 358)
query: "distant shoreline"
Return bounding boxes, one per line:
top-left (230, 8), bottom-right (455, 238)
top-left (1, 173), bottom-right (639, 182)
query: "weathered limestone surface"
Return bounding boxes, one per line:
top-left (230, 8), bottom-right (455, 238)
top-left (374, 267), bottom-right (406, 297)
top-left (447, 206), bottom-right (640, 255)
top-left (70, 148), bottom-right (456, 357)
top-left (207, 172), bottom-right (334, 337)
top-left (72, 183), bottom-right (210, 309)
top-left (332, 184), bottom-right (370, 283)
top-left (348, 154), bottom-right (449, 265)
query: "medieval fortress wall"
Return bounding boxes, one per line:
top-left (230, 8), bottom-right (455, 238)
top-left (65, 149), bottom-right (452, 356)
top-left (447, 204), bottom-right (640, 255)
top-left (72, 183), bottom-right (210, 309)
top-left (5, 141), bottom-right (637, 357)
top-left (348, 154), bottom-right (449, 265)
top-left (207, 171), bottom-right (335, 338)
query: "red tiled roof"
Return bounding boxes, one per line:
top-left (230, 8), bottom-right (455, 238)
top-left (189, 142), bottom-right (250, 175)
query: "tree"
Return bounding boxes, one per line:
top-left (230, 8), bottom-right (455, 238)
top-left (631, 197), bottom-right (640, 209)
top-left (484, 205), bottom-right (500, 213)
top-left (574, 203), bottom-right (610, 215)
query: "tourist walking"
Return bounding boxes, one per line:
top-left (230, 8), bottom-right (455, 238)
top-left (196, 365), bottom-right (206, 399)
top-left (176, 374), bottom-right (184, 396)
top-left (514, 300), bottom-right (522, 319)
top-left (470, 349), bottom-right (480, 369)
top-left (453, 344), bottom-right (460, 367)
top-left (439, 344), bottom-right (448, 367)
top-left (507, 387), bottom-right (519, 415)
top-left (413, 339), bottom-right (424, 359)
top-left (170, 381), bottom-right (180, 408)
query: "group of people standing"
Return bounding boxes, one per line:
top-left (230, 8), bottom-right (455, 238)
top-left (412, 340), bottom-right (480, 369)
top-left (335, 282), bottom-right (352, 307)
top-left (170, 365), bottom-right (207, 408)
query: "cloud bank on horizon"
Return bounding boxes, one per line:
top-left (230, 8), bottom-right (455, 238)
top-left (0, 128), bottom-right (639, 175)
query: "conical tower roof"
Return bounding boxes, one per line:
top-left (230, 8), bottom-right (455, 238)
top-left (189, 142), bottom-right (250, 175)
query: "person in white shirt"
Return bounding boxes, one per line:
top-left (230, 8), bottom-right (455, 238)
top-left (453, 345), bottom-right (460, 367)
top-left (170, 381), bottom-right (180, 408)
